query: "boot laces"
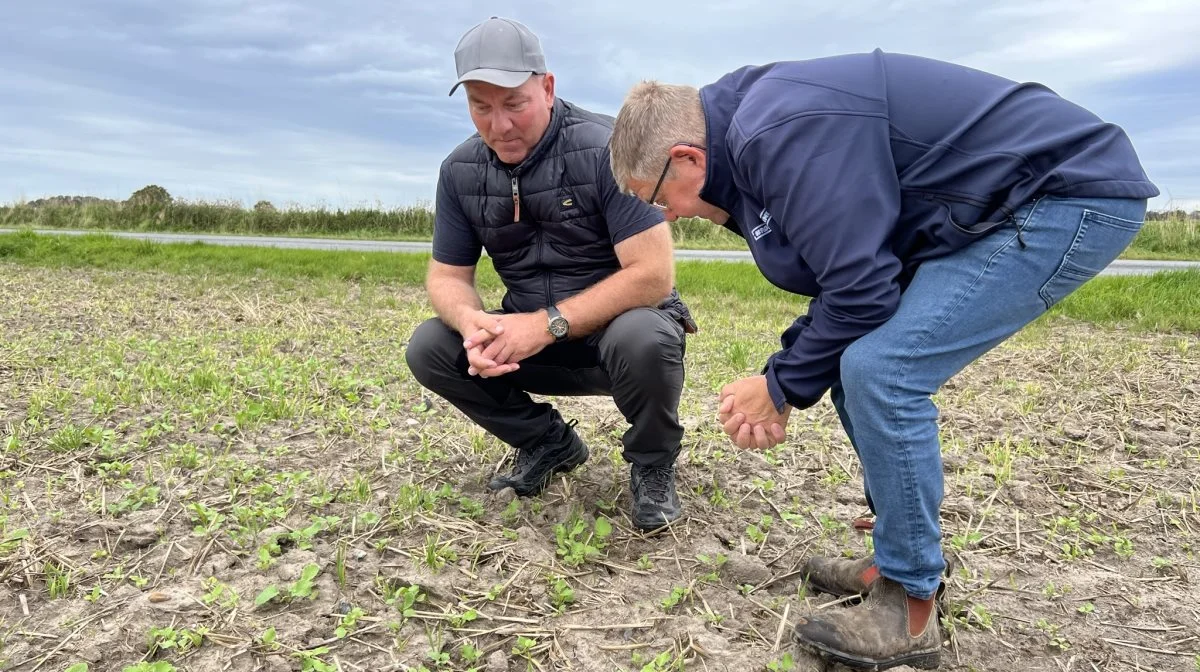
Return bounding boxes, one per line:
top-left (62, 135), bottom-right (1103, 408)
top-left (637, 466), bottom-right (674, 503)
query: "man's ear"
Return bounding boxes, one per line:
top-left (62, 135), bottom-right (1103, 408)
top-left (540, 72), bottom-right (556, 104)
top-left (671, 144), bottom-right (705, 168)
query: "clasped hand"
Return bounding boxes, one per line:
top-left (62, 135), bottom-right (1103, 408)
top-left (717, 375), bottom-right (791, 450)
top-left (459, 310), bottom-right (552, 377)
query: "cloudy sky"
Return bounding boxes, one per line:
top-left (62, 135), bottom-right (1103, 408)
top-left (4, 1), bottom-right (1199, 211)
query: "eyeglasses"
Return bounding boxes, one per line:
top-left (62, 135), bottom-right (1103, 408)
top-left (646, 142), bottom-right (704, 211)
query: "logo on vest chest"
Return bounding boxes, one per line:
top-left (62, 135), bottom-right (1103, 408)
top-left (752, 208), bottom-right (773, 240)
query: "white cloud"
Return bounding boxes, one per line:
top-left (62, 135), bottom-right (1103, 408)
top-left (0, 85), bottom-right (445, 208)
top-left (958, 0), bottom-right (1200, 92)
top-left (2, 0), bottom-right (1199, 209)
top-left (314, 67), bottom-right (443, 88)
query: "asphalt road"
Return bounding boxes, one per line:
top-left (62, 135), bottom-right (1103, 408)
top-left (4, 228), bottom-right (1199, 276)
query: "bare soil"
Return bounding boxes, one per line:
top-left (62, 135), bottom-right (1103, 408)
top-left (0, 265), bottom-right (1197, 672)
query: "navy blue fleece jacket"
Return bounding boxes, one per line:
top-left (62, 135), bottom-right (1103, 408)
top-left (696, 49), bottom-right (1159, 411)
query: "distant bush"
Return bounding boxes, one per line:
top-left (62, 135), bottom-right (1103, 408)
top-left (126, 184), bottom-right (173, 208)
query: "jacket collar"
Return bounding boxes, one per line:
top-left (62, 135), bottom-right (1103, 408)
top-left (697, 82), bottom-right (744, 234)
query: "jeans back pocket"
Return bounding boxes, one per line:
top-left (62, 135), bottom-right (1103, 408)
top-left (1038, 209), bottom-right (1144, 308)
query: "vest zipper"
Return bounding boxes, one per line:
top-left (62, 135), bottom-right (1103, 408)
top-left (510, 171), bottom-right (553, 308)
top-left (511, 176), bottom-right (520, 223)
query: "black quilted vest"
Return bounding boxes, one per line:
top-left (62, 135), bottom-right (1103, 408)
top-left (443, 98), bottom-right (695, 330)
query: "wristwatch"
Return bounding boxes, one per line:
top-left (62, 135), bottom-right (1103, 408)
top-left (546, 305), bottom-right (569, 342)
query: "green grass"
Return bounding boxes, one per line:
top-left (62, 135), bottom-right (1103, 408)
top-left (1052, 268), bottom-right (1200, 332)
top-left (1118, 216), bottom-right (1200, 260)
top-left (2, 230), bottom-right (1198, 332)
top-left (0, 201), bottom-right (744, 250)
top-left (10, 200), bottom-right (1195, 259)
top-left (0, 229), bottom-right (443, 287)
top-left (0, 200), bottom-right (438, 240)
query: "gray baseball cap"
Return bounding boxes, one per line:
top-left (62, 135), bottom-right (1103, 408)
top-left (449, 17), bottom-right (546, 96)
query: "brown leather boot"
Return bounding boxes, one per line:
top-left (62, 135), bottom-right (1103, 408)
top-left (793, 576), bottom-right (942, 670)
top-left (804, 553), bottom-right (956, 600)
top-left (802, 554), bottom-right (880, 598)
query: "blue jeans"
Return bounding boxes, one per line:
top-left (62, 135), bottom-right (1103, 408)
top-left (829, 195), bottom-right (1147, 599)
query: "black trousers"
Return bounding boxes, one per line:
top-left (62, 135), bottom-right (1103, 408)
top-left (405, 307), bottom-right (687, 468)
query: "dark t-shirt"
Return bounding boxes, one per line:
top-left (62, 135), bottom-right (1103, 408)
top-left (431, 149), bottom-right (665, 267)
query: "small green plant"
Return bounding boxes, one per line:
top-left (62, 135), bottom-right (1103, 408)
top-left (258, 626), bottom-right (280, 652)
top-left (421, 532), bottom-right (458, 571)
top-left (1060, 540), bottom-right (1092, 561)
top-left (660, 584), bottom-right (691, 611)
top-left (0, 527), bottom-right (29, 557)
top-left (120, 663), bottom-right (177, 672)
top-left (820, 465), bottom-right (850, 487)
top-left (553, 513), bottom-right (612, 567)
top-left (1042, 581), bottom-right (1070, 600)
top-left (501, 499), bottom-right (522, 525)
top-left (696, 552), bottom-right (727, 581)
top-left (548, 575), bottom-right (575, 613)
top-left (638, 649), bottom-right (684, 671)
top-left (949, 602), bottom-right (995, 631)
top-left (447, 607), bottom-right (478, 628)
top-left (187, 502), bottom-right (225, 536)
top-left (724, 340), bottom-right (751, 370)
top-left (745, 515), bottom-right (772, 544)
top-left (335, 541), bottom-right (347, 588)
top-left (147, 625), bottom-right (206, 656)
top-left (766, 652), bottom-right (797, 671)
top-left (511, 636), bottom-right (538, 666)
top-left (201, 577), bottom-right (238, 608)
top-left (458, 496), bottom-right (485, 520)
top-left (1036, 618), bottom-right (1071, 651)
top-left (293, 646), bottom-right (336, 672)
top-left (949, 530), bottom-right (983, 551)
top-left (335, 606), bottom-right (365, 638)
top-left (45, 561), bottom-right (72, 599)
top-left (459, 640), bottom-right (483, 665)
top-left (381, 581), bottom-right (424, 622)
top-left (255, 563), bottom-right (320, 607)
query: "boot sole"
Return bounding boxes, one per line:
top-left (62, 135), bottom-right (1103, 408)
top-left (632, 508), bottom-right (681, 532)
top-left (800, 640), bottom-right (940, 671)
top-left (490, 442), bottom-right (589, 497)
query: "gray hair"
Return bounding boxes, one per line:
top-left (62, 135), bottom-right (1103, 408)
top-left (609, 80), bottom-right (706, 193)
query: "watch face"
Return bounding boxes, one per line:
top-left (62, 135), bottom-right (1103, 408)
top-left (549, 317), bottom-right (568, 337)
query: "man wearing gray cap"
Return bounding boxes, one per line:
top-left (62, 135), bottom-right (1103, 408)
top-left (404, 17), bottom-right (696, 532)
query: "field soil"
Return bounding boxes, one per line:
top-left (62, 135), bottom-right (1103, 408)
top-left (1, 265), bottom-right (1198, 672)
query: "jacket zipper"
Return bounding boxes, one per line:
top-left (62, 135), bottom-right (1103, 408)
top-left (511, 176), bottom-right (520, 223)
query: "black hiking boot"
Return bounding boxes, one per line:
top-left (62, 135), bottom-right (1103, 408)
top-left (630, 464), bottom-right (682, 531)
top-left (794, 576), bottom-right (944, 670)
top-left (487, 419), bottom-right (588, 497)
